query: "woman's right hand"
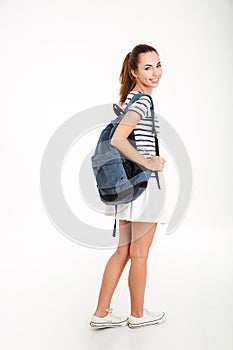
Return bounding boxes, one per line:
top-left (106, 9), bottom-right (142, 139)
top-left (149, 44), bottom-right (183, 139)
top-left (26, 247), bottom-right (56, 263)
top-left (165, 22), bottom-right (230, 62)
top-left (146, 156), bottom-right (166, 171)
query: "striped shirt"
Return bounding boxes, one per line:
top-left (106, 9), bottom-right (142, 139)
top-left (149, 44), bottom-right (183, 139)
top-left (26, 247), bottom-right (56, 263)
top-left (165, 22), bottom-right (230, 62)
top-left (121, 91), bottom-right (160, 159)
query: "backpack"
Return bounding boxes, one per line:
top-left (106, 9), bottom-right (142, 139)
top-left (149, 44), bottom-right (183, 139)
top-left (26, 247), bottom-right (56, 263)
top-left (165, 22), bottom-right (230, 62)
top-left (91, 93), bottom-right (160, 235)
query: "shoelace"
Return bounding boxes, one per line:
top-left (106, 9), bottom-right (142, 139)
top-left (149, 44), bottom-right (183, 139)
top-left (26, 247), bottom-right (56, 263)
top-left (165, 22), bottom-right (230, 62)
top-left (106, 308), bottom-right (125, 321)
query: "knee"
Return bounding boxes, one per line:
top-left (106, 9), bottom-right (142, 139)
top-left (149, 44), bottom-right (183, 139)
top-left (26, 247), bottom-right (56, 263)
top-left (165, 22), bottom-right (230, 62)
top-left (129, 246), bottom-right (149, 261)
top-left (116, 245), bottom-right (130, 262)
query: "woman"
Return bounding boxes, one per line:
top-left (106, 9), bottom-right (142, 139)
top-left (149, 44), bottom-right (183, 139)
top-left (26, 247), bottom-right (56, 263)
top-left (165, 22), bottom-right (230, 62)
top-left (90, 44), bottom-right (167, 329)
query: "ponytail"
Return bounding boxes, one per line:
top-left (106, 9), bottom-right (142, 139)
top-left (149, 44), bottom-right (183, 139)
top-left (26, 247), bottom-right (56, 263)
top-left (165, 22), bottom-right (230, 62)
top-left (119, 53), bottom-right (135, 104)
top-left (119, 44), bottom-right (159, 104)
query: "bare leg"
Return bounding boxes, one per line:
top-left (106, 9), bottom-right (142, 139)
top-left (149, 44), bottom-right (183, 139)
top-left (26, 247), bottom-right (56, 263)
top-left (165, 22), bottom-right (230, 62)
top-left (94, 220), bottom-right (132, 317)
top-left (128, 222), bottom-right (157, 317)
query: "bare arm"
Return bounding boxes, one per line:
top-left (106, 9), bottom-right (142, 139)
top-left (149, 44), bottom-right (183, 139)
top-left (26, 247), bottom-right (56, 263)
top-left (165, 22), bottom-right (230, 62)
top-left (111, 111), bottom-right (165, 171)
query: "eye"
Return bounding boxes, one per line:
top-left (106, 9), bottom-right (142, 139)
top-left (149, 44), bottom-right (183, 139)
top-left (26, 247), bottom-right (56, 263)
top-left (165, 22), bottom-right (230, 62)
top-left (145, 66), bottom-right (152, 70)
top-left (157, 63), bottom-right (162, 68)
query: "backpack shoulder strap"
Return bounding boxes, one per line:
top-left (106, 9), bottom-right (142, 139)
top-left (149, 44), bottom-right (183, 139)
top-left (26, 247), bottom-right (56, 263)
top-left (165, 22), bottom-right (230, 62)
top-left (128, 93), bottom-right (160, 188)
top-left (112, 92), bottom-right (156, 134)
top-left (113, 93), bottom-right (154, 125)
top-left (125, 92), bottom-right (156, 133)
top-left (124, 92), bottom-right (154, 112)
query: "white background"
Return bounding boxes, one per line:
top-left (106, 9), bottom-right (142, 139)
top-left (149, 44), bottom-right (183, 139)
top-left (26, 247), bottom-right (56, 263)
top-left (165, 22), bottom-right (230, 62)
top-left (1, 0), bottom-right (233, 349)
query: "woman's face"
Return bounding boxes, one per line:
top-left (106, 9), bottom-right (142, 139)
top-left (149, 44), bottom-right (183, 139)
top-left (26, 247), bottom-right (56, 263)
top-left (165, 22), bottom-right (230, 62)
top-left (131, 51), bottom-right (162, 91)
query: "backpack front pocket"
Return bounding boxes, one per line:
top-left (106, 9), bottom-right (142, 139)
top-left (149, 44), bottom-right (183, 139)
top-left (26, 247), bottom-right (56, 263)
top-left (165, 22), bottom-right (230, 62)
top-left (95, 158), bottom-right (126, 189)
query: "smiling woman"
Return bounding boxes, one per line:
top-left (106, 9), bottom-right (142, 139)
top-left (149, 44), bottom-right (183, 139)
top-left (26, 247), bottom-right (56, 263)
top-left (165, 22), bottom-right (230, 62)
top-left (90, 44), bottom-right (168, 329)
top-left (119, 45), bottom-right (162, 103)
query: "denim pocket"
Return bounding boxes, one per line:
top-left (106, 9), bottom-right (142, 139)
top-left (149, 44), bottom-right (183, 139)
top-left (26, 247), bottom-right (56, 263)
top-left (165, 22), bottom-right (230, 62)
top-left (95, 158), bottom-right (125, 189)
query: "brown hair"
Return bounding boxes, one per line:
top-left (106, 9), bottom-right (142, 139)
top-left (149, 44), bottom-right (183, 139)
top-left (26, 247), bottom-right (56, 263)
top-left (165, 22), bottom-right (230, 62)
top-left (119, 44), bottom-right (159, 103)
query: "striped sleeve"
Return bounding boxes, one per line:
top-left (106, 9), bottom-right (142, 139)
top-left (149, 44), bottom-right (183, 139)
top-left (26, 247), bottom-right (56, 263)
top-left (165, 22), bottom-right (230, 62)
top-left (127, 95), bottom-right (152, 119)
top-left (121, 91), bottom-right (160, 158)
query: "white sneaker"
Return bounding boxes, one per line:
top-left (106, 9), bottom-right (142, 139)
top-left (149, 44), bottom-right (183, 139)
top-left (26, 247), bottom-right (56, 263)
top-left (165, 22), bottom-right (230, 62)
top-left (128, 308), bottom-right (166, 328)
top-left (90, 308), bottom-right (129, 329)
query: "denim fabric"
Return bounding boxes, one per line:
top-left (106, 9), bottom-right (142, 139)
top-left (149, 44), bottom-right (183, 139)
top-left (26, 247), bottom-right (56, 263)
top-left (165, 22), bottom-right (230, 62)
top-left (91, 93), bottom-right (155, 205)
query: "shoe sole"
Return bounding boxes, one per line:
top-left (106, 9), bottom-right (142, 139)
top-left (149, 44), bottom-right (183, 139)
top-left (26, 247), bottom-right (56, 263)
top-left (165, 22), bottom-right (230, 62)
top-left (128, 314), bottom-right (166, 329)
top-left (90, 319), bottom-right (128, 329)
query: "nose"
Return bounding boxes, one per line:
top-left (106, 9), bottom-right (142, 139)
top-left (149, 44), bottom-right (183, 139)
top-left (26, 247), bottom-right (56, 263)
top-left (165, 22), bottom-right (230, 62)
top-left (153, 67), bottom-right (161, 77)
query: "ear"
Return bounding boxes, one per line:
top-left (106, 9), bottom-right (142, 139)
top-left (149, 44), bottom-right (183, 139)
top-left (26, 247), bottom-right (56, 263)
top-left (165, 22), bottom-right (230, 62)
top-left (131, 69), bottom-right (137, 79)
